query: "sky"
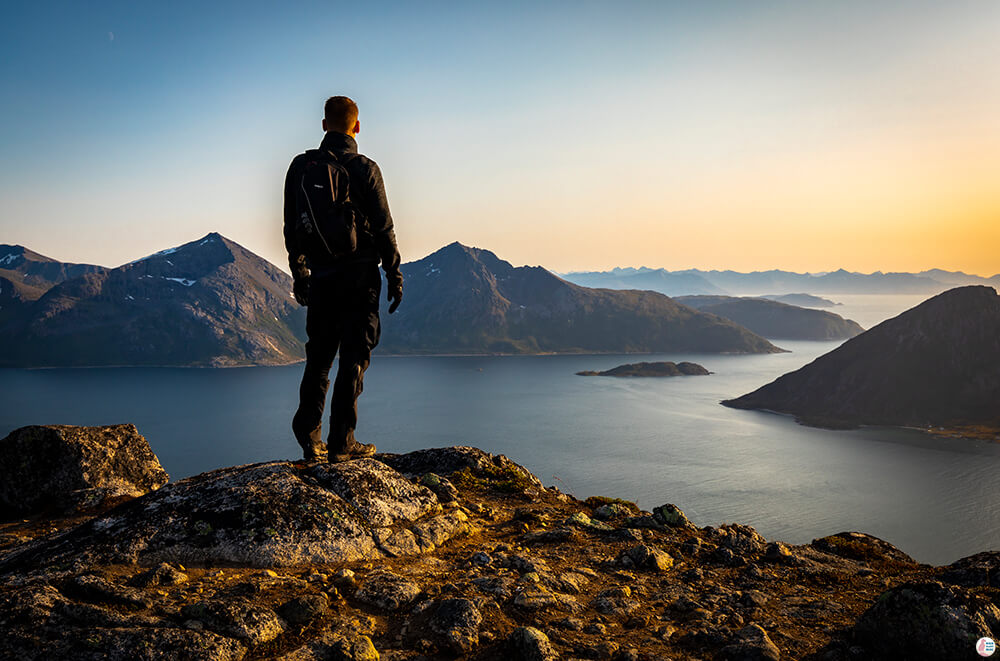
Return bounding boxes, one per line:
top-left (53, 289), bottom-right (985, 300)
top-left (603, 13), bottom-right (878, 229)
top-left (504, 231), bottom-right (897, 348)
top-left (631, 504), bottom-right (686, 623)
top-left (1, 1), bottom-right (998, 275)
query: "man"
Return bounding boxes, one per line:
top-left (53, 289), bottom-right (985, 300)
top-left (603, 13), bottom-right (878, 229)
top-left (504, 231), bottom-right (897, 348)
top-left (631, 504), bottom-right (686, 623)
top-left (283, 96), bottom-right (403, 462)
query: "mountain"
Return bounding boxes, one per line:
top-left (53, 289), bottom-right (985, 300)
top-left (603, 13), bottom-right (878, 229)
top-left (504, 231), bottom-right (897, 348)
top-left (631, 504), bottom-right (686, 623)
top-left (563, 267), bottom-right (954, 296)
top-left (0, 233), bottom-right (306, 367)
top-left (675, 296), bottom-right (864, 341)
top-left (561, 268), bottom-right (727, 296)
top-left (693, 268), bottom-right (947, 295)
top-left (761, 293), bottom-right (840, 308)
top-left (916, 269), bottom-right (1000, 288)
top-left (0, 244), bottom-right (105, 294)
top-left (0, 245), bottom-right (106, 324)
top-left (378, 242), bottom-right (782, 355)
top-left (722, 286), bottom-right (1000, 430)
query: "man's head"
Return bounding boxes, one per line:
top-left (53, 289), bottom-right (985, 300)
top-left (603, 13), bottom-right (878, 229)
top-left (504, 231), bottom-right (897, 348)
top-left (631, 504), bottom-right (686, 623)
top-left (323, 96), bottom-right (360, 137)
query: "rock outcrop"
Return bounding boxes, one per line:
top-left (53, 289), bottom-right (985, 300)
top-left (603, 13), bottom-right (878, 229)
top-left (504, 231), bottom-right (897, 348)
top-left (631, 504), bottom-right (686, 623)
top-left (850, 580), bottom-right (1000, 659)
top-left (0, 437), bottom-right (996, 660)
top-left (0, 454), bottom-right (484, 572)
top-left (0, 424), bottom-right (168, 518)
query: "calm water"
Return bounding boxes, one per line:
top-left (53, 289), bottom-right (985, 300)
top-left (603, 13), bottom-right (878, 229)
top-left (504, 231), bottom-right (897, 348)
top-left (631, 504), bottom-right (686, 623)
top-left (2, 294), bottom-right (997, 565)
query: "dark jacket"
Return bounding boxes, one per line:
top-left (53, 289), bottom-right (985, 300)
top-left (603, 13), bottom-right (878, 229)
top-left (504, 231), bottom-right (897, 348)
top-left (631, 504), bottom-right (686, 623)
top-left (283, 132), bottom-right (402, 287)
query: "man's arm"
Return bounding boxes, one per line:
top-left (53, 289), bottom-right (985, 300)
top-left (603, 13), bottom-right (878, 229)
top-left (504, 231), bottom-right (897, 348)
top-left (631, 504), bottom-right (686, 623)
top-left (283, 155), bottom-right (310, 283)
top-left (362, 160), bottom-right (403, 292)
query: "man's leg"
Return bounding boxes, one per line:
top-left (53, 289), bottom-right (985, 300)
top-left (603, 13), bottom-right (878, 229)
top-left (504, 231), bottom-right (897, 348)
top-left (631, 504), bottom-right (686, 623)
top-left (292, 298), bottom-right (340, 459)
top-left (328, 265), bottom-right (381, 456)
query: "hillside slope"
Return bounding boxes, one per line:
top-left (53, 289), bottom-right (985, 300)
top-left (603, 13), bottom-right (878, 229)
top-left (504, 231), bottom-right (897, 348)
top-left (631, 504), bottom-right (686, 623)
top-left (676, 296), bottom-right (864, 340)
top-left (723, 286), bottom-right (1000, 430)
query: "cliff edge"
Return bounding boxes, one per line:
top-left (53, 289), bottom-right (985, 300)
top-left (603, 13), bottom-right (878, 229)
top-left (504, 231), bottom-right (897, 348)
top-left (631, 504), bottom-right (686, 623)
top-left (0, 426), bottom-right (996, 660)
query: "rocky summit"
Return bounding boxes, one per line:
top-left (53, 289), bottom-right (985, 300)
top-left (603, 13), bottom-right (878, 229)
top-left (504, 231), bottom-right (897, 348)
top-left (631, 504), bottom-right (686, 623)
top-left (0, 427), bottom-right (997, 660)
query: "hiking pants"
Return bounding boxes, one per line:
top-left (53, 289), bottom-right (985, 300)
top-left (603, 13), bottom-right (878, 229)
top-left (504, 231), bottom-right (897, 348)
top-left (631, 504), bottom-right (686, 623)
top-left (292, 263), bottom-right (381, 452)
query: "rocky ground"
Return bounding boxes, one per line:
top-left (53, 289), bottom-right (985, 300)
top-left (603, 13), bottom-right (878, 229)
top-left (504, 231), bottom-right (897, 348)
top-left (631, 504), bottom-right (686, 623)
top-left (0, 430), bottom-right (997, 660)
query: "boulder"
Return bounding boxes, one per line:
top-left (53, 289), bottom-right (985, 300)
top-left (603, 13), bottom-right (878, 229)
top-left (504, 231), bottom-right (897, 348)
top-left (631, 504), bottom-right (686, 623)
top-left (811, 531), bottom-right (916, 565)
top-left (0, 424), bottom-right (168, 518)
top-left (431, 598), bottom-right (483, 654)
top-left (592, 501), bottom-right (633, 520)
top-left (718, 623), bottom-right (781, 660)
top-left (716, 524), bottom-right (767, 557)
top-left (508, 626), bottom-right (558, 661)
top-left (763, 542), bottom-right (795, 563)
top-left (939, 551), bottom-right (1000, 588)
top-left (13, 626), bottom-right (247, 661)
top-left (278, 627), bottom-right (379, 661)
top-left (652, 503), bottom-right (695, 528)
top-left (180, 598), bottom-right (285, 645)
top-left (129, 563), bottom-right (188, 588)
top-left (278, 594), bottom-right (330, 627)
top-left (851, 580), bottom-right (1000, 660)
top-left (377, 446), bottom-right (543, 489)
top-left (0, 456), bottom-right (451, 572)
top-left (354, 571), bottom-right (421, 611)
top-left (624, 544), bottom-right (674, 571)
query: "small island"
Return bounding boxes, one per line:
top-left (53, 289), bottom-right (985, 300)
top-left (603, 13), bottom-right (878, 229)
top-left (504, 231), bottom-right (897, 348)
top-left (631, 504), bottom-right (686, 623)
top-left (576, 361), bottom-right (711, 377)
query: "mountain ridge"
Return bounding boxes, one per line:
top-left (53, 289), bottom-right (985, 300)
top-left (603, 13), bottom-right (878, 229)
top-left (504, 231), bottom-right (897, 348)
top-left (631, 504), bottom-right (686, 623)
top-left (561, 266), bottom-right (999, 296)
top-left (0, 236), bottom-right (783, 365)
top-left (0, 233), bottom-right (307, 367)
top-left (722, 285), bottom-right (1000, 431)
top-left (675, 295), bottom-right (864, 341)
top-left (378, 242), bottom-right (783, 355)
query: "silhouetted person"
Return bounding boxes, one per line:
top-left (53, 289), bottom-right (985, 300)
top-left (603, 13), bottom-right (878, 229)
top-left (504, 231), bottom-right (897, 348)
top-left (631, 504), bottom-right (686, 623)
top-left (284, 96), bottom-right (403, 462)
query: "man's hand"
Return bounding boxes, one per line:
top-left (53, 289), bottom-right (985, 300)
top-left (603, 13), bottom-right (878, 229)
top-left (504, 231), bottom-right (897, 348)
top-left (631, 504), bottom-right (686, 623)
top-left (387, 281), bottom-right (403, 314)
top-left (293, 277), bottom-right (310, 306)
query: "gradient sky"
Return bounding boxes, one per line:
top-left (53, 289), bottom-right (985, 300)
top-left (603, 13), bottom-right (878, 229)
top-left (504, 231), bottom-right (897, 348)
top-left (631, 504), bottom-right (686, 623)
top-left (1, 1), bottom-right (998, 275)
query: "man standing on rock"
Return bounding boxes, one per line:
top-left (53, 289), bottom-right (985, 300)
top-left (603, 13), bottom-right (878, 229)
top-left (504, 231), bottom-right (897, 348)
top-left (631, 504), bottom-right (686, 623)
top-left (284, 96), bottom-right (403, 462)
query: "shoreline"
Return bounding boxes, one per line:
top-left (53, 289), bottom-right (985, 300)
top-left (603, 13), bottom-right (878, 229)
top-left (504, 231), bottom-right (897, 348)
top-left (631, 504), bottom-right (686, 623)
top-left (0, 348), bottom-right (784, 370)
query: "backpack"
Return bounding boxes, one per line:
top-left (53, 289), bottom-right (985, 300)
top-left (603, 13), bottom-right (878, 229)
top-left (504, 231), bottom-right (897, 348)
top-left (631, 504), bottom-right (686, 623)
top-left (294, 149), bottom-right (364, 265)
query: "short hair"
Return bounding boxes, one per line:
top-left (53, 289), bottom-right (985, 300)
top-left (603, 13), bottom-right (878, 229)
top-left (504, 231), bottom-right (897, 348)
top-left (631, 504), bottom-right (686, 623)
top-left (324, 96), bottom-right (359, 133)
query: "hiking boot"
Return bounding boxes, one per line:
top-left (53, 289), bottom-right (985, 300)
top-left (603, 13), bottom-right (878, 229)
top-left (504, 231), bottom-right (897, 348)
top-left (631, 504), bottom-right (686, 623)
top-left (329, 441), bottom-right (377, 463)
top-left (294, 427), bottom-right (327, 461)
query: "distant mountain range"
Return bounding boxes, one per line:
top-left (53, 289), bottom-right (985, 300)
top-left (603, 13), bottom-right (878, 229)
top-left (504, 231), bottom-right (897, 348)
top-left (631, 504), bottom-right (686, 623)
top-left (10, 235), bottom-right (986, 367)
top-left (760, 294), bottom-right (839, 308)
top-left (560, 268), bottom-right (726, 296)
top-left (675, 296), bottom-right (864, 341)
top-left (722, 286), bottom-right (1000, 431)
top-left (0, 236), bottom-right (786, 366)
top-left (561, 266), bottom-right (1000, 296)
top-left (0, 234), bottom-right (306, 367)
top-left (376, 242), bottom-right (782, 355)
